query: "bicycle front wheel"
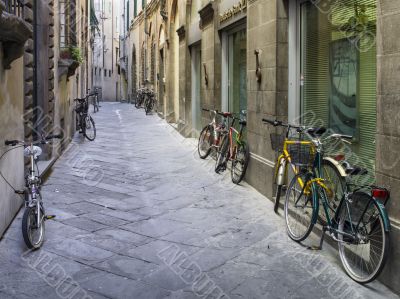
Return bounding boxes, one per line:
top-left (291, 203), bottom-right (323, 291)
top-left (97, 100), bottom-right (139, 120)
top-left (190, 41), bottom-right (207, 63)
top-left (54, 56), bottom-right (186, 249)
top-left (198, 125), bottom-right (214, 159)
top-left (84, 116), bottom-right (96, 141)
top-left (231, 142), bottom-right (250, 184)
top-left (285, 173), bottom-right (317, 242)
top-left (22, 205), bottom-right (45, 249)
top-left (215, 135), bottom-right (229, 173)
top-left (338, 193), bottom-right (390, 283)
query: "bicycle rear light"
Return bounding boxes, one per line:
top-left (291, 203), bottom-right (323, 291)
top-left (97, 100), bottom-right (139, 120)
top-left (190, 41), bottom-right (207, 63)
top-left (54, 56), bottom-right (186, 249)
top-left (334, 154), bottom-right (345, 161)
top-left (372, 188), bottom-right (389, 205)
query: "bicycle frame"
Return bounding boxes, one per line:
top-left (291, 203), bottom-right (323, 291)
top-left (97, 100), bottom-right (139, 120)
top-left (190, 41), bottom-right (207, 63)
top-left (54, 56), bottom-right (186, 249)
top-left (26, 143), bottom-right (43, 227)
top-left (226, 118), bottom-right (245, 160)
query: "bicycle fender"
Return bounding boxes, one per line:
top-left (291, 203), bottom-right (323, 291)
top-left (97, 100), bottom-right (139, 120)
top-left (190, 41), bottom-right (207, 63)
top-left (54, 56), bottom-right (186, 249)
top-left (373, 199), bottom-right (391, 232)
top-left (311, 182), bottom-right (320, 225)
top-left (323, 157), bottom-right (347, 177)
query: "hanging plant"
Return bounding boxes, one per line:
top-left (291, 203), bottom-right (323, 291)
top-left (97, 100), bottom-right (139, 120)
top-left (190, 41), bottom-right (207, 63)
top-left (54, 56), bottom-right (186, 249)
top-left (69, 46), bottom-right (84, 64)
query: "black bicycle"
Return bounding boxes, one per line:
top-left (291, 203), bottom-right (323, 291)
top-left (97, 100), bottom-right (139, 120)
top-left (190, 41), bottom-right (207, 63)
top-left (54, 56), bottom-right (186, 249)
top-left (74, 96), bottom-right (96, 141)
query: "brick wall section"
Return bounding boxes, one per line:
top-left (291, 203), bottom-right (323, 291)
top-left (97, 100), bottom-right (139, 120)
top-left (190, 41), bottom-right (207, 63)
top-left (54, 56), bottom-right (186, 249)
top-left (376, 0), bottom-right (400, 293)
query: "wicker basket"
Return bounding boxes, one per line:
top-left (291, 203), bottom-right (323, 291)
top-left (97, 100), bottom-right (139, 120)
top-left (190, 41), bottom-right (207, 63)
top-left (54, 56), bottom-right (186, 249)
top-left (288, 142), bottom-right (316, 166)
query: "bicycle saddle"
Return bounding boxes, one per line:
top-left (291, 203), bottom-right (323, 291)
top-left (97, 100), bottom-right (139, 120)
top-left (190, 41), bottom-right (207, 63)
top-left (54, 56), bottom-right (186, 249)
top-left (345, 166), bottom-right (368, 176)
top-left (306, 127), bottom-right (326, 137)
top-left (222, 112), bottom-right (232, 117)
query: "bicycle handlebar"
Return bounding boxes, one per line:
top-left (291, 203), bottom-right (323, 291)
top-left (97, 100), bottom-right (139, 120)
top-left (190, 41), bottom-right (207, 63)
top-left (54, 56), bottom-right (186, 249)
top-left (262, 118), bottom-right (302, 130)
top-left (5, 134), bottom-right (63, 147)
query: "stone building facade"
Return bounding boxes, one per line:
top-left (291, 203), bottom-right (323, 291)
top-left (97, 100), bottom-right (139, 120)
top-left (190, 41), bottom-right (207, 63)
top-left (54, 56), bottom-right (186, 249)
top-left (92, 0), bottom-right (120, 102)
top-left (0, 0), bottom-right (92, 237)
top-left (122, 0), bottom-right (400, 293)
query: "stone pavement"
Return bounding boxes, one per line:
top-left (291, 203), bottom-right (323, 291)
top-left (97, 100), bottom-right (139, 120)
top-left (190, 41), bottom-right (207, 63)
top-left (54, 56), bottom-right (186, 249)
top-left (0, 103), bottom-right (398, 299)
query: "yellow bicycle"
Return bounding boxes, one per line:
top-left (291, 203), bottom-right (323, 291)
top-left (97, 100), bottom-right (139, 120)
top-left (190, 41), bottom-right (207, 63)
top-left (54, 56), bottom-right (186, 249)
top-left (262, 118), bottom-right (346, 215)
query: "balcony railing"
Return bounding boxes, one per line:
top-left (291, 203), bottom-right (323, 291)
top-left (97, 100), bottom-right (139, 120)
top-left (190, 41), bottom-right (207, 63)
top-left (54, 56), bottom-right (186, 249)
top-left (4, 0), bottom-right (24, 18)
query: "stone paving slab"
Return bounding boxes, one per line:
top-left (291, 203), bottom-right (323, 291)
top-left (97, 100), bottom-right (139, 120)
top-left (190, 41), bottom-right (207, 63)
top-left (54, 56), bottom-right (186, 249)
top-left (0, 103), bottom-right (398, 299)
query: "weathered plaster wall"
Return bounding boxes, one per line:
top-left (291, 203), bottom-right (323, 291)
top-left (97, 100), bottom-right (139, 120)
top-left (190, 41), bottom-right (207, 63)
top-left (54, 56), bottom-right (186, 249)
top-left (0, 46), bottom-right (25, 236)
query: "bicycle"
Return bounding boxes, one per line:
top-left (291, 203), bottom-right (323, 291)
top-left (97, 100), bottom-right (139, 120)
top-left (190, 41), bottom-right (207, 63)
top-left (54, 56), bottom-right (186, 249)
top-left (3, 134), bottom-right (62, 249)
top-left (74, 95), bottom-right (96, 141)
top-left (262, 118), bottom-right (345, 214)
top-left (135, 88), bottom-right (146, 109)
top-left (215, 112), bottom-right (250, 184)
top-left (197, 108), bottom-right (230, 159)
top-left (87, 89), bottom-right (99, 113)
top-left (283, 130), bottom-right (390, 283)
top-left (144, 89), bottom-right (156, 115)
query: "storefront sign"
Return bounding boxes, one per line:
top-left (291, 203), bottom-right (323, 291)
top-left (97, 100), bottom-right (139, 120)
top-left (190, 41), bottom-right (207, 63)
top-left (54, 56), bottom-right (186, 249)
top-left (219, 0), bottom-right (247, 24)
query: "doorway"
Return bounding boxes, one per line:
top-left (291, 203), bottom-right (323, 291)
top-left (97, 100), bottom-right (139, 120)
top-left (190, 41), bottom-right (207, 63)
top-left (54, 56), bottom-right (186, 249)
top-left (191, 45), bottom-right (202, 134)
top-left (222, 24), bottom-right (247, 115)
top-left (158, 48), bottom-right (165, 116)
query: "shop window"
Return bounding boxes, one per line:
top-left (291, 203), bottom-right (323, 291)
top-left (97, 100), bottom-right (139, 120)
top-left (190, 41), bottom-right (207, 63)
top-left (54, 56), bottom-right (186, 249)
top-left (300, 0), bottom-right (376, 169)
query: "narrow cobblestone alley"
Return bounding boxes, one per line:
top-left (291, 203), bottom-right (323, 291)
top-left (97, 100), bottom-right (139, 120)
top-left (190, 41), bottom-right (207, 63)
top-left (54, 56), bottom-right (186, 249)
top-left (0, 103), bottom-right (398, 299)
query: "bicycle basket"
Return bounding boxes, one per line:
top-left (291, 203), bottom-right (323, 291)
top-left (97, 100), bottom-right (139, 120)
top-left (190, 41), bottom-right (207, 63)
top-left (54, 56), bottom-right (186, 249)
top-left (287, 142), bottom-right (316, 166)
top-left (270, 133), bottom-right (285, 152)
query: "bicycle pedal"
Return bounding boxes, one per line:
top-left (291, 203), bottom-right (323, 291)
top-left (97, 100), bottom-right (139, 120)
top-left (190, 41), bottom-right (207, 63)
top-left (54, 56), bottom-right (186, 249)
top-left (15, 190), bottom-right (25, 195)
top-left (45, 215), bottom-right (56, 220)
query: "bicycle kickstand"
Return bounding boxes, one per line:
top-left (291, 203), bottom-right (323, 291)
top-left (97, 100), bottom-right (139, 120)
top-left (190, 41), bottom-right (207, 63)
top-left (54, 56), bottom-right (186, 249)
top-left (308, 226), bottom-right (327, 251)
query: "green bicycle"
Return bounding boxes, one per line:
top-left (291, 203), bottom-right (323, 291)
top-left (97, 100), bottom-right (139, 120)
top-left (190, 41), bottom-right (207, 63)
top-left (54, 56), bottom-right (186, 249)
top-left (285, 130), bottom-right (390, 283)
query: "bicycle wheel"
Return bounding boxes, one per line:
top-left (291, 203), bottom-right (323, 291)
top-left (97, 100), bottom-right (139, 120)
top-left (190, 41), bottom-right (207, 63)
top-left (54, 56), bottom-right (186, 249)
top-left (135, 97), bottom-right (141, 109)
top-left (215, 135), bottom-right (229, 173)
top-left (84, 115), bottom-right (96, 141)
top-left (145, 99), bottom-right (154, 115)
top-left (231, 142), bottom-right (250, 184)
top-left (319, 159), bottom-right (346, 225)
top-left (198, 125), bottom-right (214, 159)
top-left (284, 173), bottom-right (317, 242)
top-left (274, 185), bottom-right (282, 213)
top-left (338, 193), bottom-right (390, 283)
top-left (22, 205), bottom-right (45, 249)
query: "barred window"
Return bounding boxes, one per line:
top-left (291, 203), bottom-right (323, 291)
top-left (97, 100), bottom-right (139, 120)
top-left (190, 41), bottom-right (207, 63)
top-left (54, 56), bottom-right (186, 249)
top-left (59, 0), bottom-right (77, 49)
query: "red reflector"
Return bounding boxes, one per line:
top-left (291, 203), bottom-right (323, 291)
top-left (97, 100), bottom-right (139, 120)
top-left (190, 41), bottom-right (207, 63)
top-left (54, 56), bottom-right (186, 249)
top-left (372, 189), bottom-right (388, 199)
top-left (334, 154), bottom-right (345, 161)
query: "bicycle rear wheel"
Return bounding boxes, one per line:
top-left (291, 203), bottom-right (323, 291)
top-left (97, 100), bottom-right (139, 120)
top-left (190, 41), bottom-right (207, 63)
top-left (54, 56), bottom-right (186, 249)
top-left (198, 125), bottom-right (213, 159)
top-left (284, 173), bottom-right (317, 242)
top-left (84, 115), bottom-right (96, 141)
top-left (22, 204), bottom-right (45, 249)
top-left (231, 142), bottom-right (250, 184)
top-left (338, 193), bottom-right (390, 283)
